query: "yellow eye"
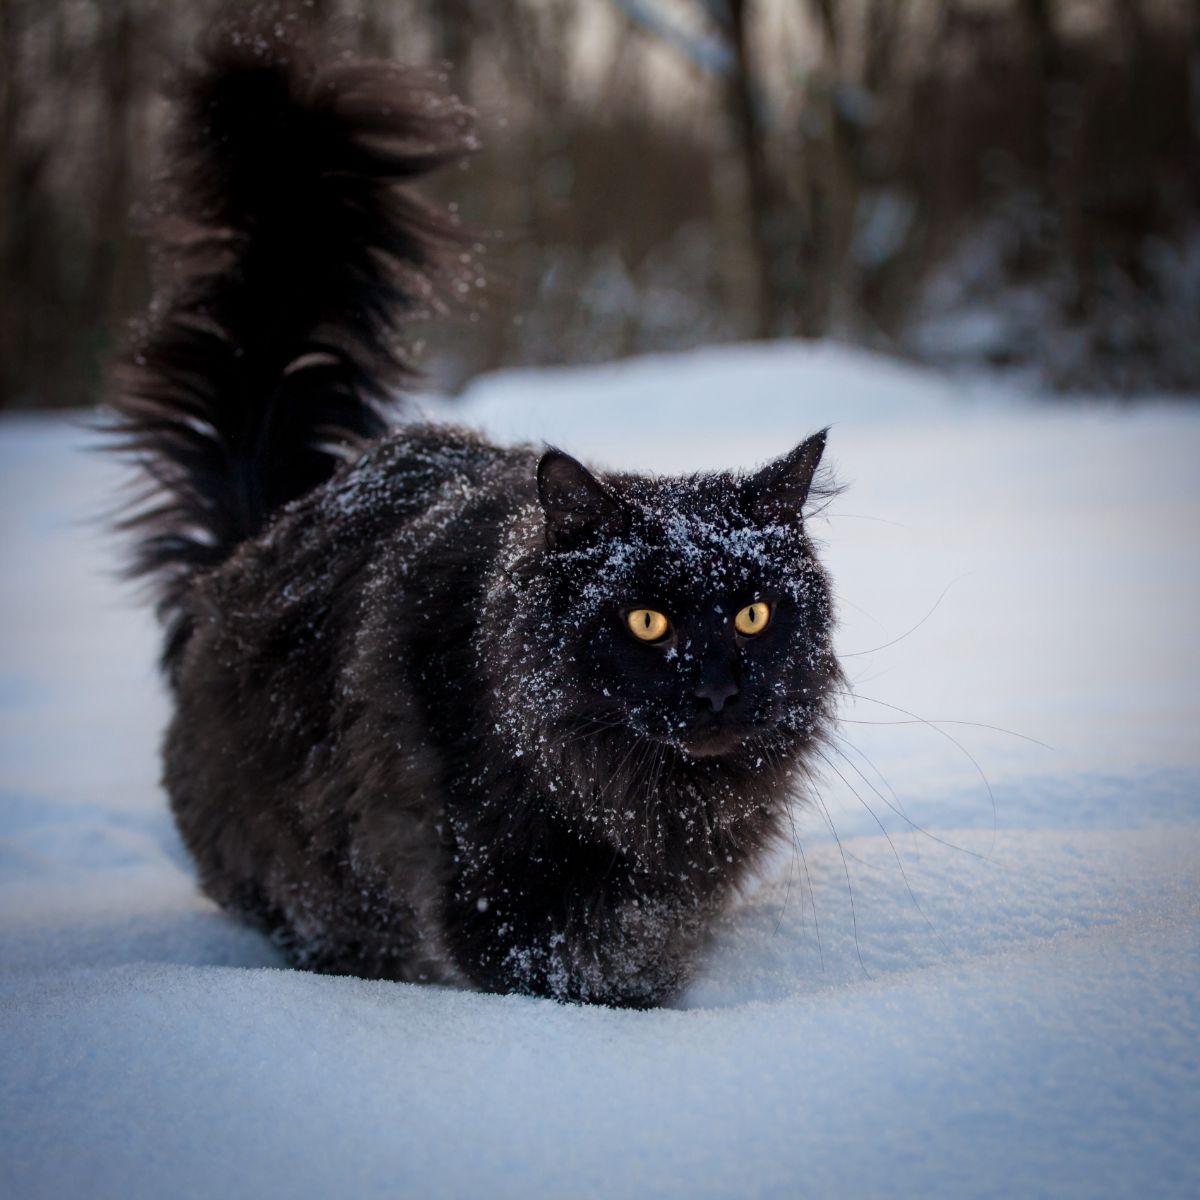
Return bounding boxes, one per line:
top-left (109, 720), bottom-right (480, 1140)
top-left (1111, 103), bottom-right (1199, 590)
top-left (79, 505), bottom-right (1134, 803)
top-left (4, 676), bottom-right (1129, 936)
top-left (627, 608), bottom-right (670, 642)
top-left (734, 601), bottom-right (771, 636)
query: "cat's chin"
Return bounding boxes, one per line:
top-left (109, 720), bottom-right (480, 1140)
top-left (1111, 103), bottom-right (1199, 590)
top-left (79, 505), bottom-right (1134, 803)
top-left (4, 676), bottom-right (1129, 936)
top-left (676, 726), bottom-right (752, 760)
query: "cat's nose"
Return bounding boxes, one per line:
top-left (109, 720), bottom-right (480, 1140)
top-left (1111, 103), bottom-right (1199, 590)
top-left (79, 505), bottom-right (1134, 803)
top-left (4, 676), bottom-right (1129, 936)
top-left (694, 675), bottom-right (739, 713)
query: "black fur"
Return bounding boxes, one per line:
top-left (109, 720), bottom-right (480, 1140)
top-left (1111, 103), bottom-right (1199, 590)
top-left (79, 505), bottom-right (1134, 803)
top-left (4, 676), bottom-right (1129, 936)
top-left (106, 23), bottom-right (843, 1008)
top-left (106, 18), bottom-right (473, 666)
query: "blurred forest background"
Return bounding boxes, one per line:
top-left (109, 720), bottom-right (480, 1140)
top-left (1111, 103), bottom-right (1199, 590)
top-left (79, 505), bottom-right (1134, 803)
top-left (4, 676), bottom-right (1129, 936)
top-left (1, 0), bottom-right (1197, 410)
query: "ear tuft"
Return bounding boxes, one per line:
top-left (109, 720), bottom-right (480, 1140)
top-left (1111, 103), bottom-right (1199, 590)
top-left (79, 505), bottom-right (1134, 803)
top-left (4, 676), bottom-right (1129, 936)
top-left (537, 450), bottom-right (625, 549)
top-left (745, 429), bottom-right (829, 525)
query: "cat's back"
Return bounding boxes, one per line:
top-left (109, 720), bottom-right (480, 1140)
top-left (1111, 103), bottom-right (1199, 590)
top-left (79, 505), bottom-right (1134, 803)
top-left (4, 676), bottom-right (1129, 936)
top-left (178, 421), bottom-right (522, 652)
top-left (167, 419), bottom-right (533, 771)
top-left (161, 421), bottom-right (529, 963)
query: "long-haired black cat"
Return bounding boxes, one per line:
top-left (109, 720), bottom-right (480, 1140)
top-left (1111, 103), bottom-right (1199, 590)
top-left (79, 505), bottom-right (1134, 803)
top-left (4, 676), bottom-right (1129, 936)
top-left (107, 18), bottom-right (842, 1007)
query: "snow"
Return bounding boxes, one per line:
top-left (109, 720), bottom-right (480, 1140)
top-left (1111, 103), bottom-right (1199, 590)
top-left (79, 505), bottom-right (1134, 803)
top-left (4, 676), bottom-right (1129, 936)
top-left (2, 340), bottom-right (1198, 1198)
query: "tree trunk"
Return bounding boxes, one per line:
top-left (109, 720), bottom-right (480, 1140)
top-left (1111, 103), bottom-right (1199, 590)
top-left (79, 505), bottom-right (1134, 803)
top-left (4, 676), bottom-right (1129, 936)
top-left (725, 0), bottom-right (777, 338)
top-left (0, 0), bottom-right (20, 405)
top-left (1018, 0), bottom-right (1059, 184)
top-left (83, 0), bottom-right (136, 358)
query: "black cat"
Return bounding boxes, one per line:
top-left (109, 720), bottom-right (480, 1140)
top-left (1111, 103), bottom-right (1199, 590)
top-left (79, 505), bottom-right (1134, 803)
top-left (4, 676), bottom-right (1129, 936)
top-left (107, 21), bottom-right (843, 1007)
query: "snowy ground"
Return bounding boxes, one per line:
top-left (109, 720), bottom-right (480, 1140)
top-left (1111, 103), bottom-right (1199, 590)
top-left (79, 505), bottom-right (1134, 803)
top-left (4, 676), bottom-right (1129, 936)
top-left (2, 342), bottom-right (1197, 1199)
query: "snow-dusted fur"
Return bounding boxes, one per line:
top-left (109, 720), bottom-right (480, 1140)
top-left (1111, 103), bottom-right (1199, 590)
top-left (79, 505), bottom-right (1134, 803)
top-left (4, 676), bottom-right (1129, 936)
top-left (107, 22), bottom-right (843, 1006)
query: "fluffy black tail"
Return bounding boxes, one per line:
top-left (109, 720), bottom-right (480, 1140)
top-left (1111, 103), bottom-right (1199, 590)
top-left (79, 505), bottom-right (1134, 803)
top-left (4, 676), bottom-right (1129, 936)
top-left (106, 17), bottom-right (474, 663)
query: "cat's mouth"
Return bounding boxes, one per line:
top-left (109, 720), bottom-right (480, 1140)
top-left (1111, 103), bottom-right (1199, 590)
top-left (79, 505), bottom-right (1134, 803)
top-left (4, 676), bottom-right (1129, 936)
top-left (678, 721), bottom-right (751, 759)
top-left (625, 706), bottom-right (769, 760)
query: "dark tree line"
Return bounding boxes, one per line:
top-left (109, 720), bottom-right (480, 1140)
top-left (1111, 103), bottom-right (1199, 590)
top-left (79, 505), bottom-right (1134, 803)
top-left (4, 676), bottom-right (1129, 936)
top-left (1, 0), bottom-right (1197, 409)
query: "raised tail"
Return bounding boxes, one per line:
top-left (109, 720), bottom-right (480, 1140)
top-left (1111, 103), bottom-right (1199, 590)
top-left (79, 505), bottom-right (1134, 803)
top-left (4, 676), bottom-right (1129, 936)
top-left (106, 17), bottom-right (475, 665)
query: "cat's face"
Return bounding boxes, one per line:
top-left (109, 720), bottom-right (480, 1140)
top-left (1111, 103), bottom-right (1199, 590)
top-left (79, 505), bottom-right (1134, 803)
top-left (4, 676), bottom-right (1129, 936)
top-left (492, 433), bottom-right (839, 769)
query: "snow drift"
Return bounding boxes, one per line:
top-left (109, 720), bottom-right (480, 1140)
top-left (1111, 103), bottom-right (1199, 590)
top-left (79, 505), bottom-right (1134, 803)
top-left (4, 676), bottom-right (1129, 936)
top-left (1, 342), bottom-right (1197, 1198)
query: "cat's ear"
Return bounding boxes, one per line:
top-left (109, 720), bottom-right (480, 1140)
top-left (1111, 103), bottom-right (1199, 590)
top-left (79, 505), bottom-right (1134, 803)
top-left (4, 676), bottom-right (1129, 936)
top-left (537, 450), bottom-right (626, 550)
top-left (744, 429), bottom-right (829, 525)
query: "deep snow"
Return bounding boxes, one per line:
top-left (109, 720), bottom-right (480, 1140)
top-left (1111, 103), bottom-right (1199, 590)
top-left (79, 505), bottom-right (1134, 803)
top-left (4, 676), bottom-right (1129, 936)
top-left (2, 342), bottom-right (1198, 1199)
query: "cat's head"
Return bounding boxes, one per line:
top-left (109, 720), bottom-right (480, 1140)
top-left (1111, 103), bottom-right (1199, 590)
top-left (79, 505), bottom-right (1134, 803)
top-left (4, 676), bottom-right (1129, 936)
top-left (491, 432), bottom-right (840, 776)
